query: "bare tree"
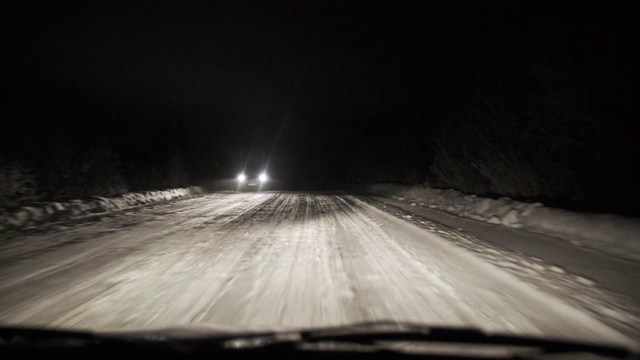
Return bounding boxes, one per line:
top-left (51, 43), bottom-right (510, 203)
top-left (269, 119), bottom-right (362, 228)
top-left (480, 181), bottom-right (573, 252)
top-left (165, 150), bottom-right (189, 188)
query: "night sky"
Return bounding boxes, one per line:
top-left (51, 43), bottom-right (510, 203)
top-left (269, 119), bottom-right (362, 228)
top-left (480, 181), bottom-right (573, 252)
top-left (3, 1), bottom-right (639, 200)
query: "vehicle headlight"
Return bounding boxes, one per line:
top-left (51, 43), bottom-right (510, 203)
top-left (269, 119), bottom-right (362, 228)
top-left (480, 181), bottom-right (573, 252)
top-left (237, 173), bottom-right (246, 182)
top-left (259, 173), bottom-right (268, 182)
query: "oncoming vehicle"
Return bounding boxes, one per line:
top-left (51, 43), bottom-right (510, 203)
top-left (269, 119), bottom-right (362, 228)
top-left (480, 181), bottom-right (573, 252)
top-left (236, 171), bottom-right (269, 191)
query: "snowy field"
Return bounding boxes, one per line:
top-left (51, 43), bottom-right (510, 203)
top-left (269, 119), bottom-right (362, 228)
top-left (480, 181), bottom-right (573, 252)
top-left (0, 192), bottom-right (635, 350)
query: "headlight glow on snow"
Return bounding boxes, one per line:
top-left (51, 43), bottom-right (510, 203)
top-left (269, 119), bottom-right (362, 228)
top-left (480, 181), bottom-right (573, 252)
top-left (259, 173), bottom-right (268, 182)
top-left (237, 173), bottom-right (246, 182)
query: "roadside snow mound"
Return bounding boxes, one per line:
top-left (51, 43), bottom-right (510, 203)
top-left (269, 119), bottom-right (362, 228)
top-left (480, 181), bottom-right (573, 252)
top-left (0, 187), bottom-right (204, 232)
top-left (359, 183), bottom-right (640, 260)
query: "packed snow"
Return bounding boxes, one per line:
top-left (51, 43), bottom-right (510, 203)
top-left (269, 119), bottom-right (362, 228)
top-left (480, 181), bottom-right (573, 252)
top-left (0, 192), bottom-right (635, 349)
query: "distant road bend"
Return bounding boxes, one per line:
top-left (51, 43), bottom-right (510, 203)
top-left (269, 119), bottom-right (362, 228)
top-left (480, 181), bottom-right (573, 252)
top-left (0, 192), bottom-right (633, 348)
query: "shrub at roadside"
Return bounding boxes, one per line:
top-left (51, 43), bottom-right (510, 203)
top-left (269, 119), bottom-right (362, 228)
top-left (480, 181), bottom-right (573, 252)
top-left (39, 148), bottom-right (129, 200)
top-left (0, 163), bottom-right (39, 209)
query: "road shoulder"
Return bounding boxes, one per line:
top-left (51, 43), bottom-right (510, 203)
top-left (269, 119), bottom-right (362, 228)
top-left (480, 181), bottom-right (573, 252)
top-left (358, 194), bottom-right (640, 343)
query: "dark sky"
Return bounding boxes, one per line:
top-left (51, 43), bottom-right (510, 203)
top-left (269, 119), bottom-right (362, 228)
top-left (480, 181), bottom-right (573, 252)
top-left (3, 0), bottom-right (637, 187)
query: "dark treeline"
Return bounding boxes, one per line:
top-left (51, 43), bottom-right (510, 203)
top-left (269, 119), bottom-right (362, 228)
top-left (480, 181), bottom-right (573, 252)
top-left (423, 23), bottom-right (639, 213)
top-left (0, 99), bottom-right (193, 207)
top-left (0, 142), bottom-right (189, 208)
top-left (343, 12), bottom-right (639, 215)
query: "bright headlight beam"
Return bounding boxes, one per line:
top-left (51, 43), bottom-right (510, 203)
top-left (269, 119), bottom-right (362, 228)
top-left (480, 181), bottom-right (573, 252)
top-left (237, 173), bottom-right (246, 182)
top-left (259, 173), bottom-right (268, 182)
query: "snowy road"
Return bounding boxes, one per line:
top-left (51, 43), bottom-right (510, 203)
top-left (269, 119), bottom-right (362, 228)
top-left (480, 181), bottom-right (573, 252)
top-left (0, 192), bottom-right (634, 347)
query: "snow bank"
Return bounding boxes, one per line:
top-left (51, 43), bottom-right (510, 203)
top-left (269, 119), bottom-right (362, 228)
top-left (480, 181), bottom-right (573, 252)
top-left (358, 183), bottom-right (640, 260)
top-left (0, 187), bottom-right (204, 232)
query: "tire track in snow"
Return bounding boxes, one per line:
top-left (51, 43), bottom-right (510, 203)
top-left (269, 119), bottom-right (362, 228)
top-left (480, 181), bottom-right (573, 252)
top-left (0, 192), bottom-right (634, 349)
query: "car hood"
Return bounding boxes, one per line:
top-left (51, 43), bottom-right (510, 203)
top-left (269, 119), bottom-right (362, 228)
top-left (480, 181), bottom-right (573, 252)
top-left (2, 321), bottom-right (637, 359)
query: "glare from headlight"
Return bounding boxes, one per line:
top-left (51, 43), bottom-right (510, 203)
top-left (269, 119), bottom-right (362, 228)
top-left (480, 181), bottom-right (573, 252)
top-left (237, 173), bottom-right (246, 182)
top-left (259, 173), bottom-right (268, 182)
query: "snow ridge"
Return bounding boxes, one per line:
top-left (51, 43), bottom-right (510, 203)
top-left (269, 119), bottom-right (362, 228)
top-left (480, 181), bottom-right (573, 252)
top-left (358, 183), bottom-right (640, 261)
top-left (0, 187), bottom-right (204, 232)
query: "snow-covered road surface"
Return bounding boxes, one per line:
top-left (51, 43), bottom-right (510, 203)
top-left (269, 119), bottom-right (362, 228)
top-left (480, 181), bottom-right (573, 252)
top-left (0, 192), bottom-right (634, 348)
